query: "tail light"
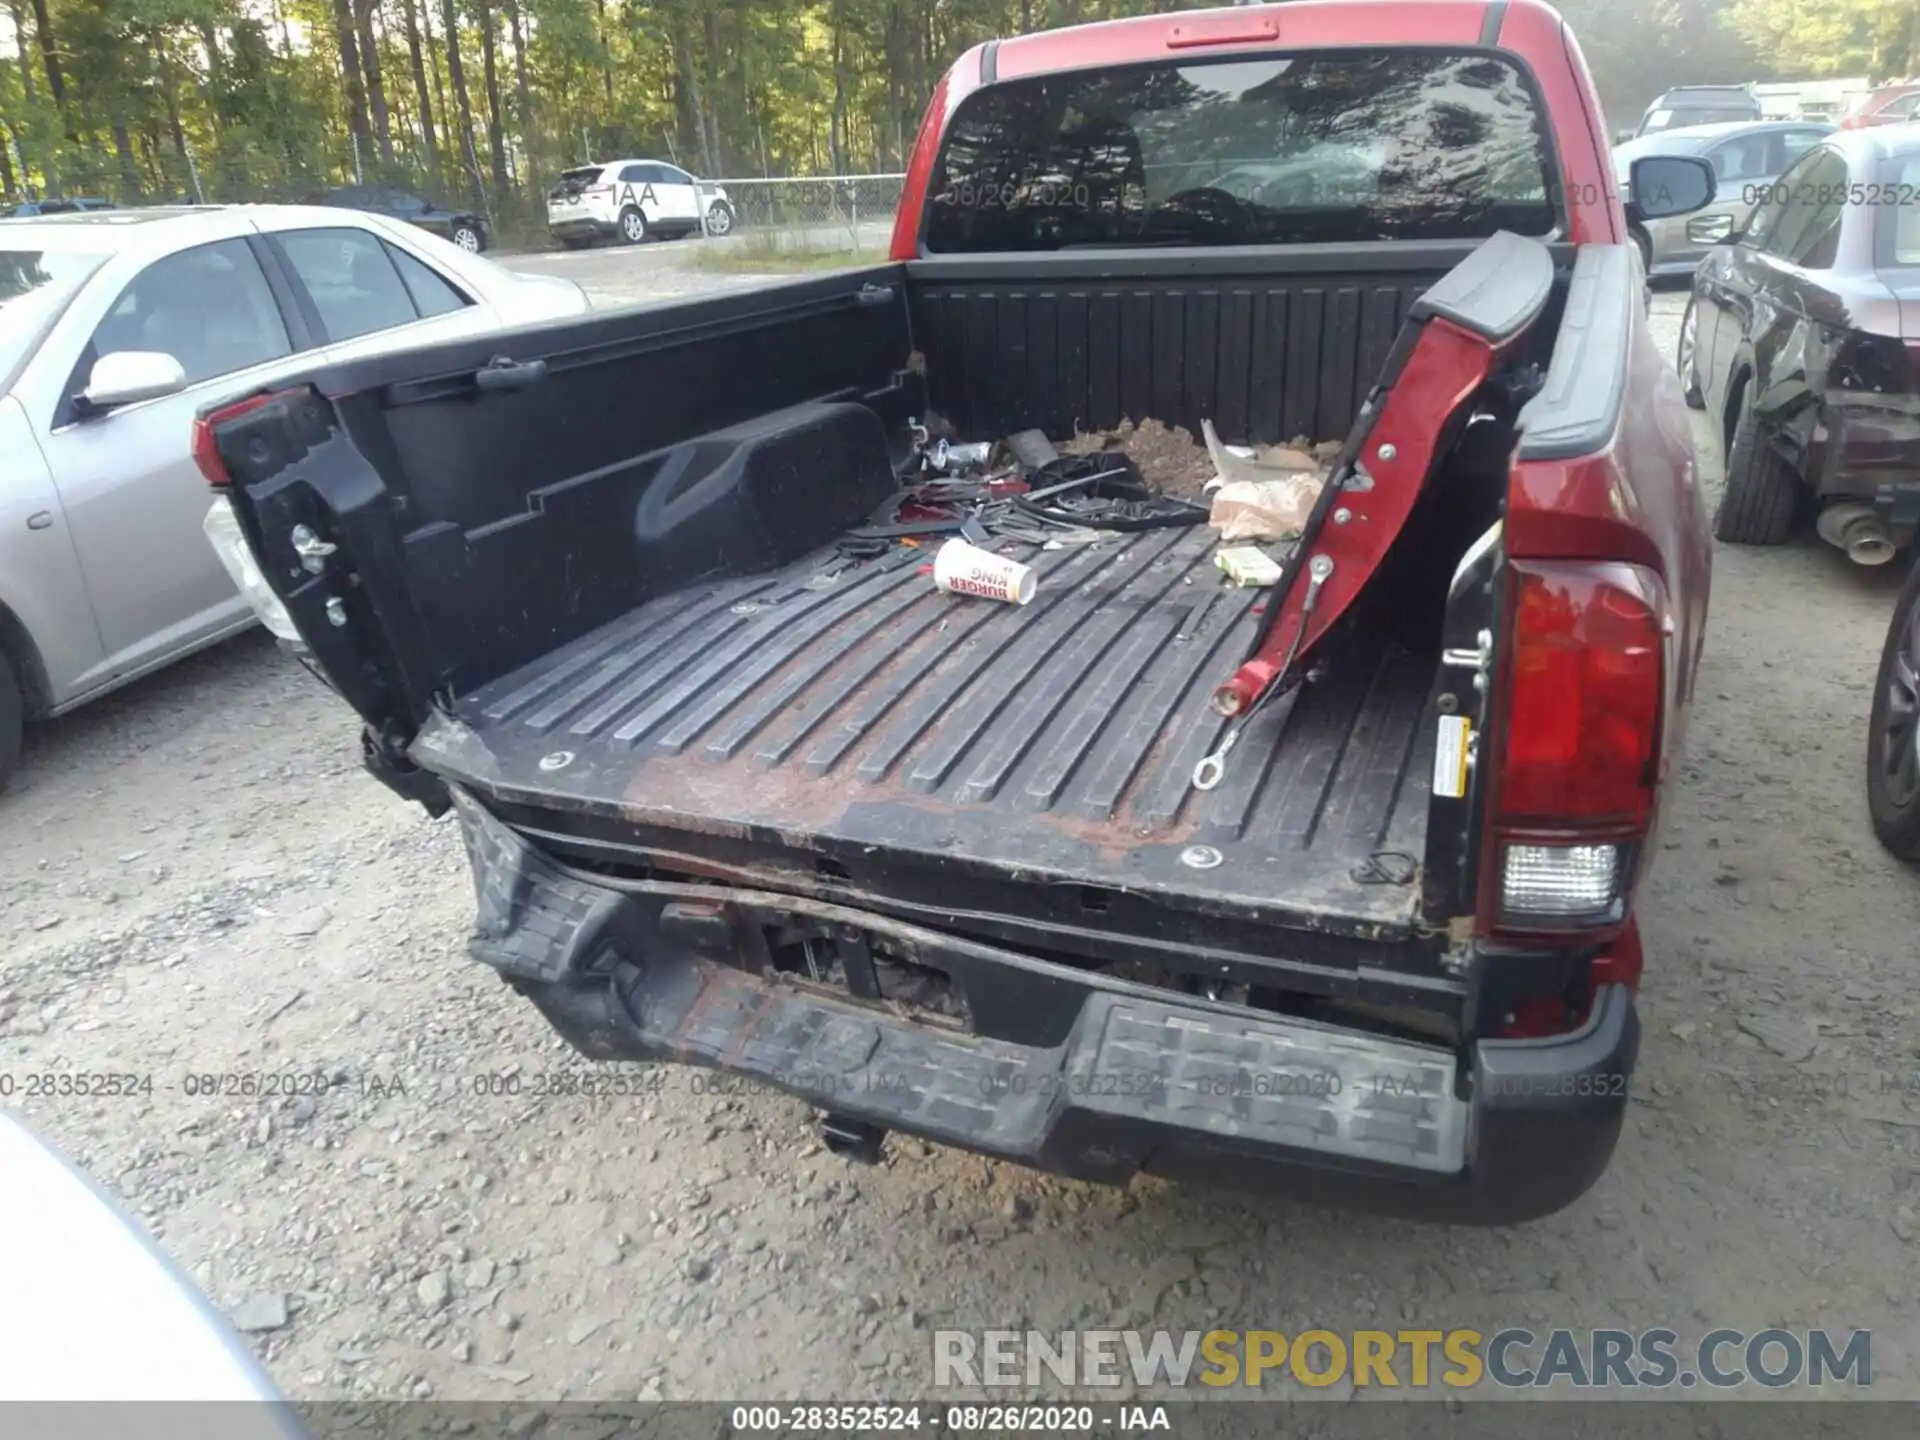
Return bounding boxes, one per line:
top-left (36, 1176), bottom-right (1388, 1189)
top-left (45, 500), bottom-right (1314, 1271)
top-left (1488, 561), bottom-right (1667, 934)
top-left (192, 388), bottom-right (324, 488)
top-left (194, 388), bottom-right (330, 643)
top-left (192, 392), bottom-right (285, 486)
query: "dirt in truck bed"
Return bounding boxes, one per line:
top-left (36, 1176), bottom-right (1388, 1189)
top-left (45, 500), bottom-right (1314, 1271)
top-left (1061, 418), bottom-right (1343, 503)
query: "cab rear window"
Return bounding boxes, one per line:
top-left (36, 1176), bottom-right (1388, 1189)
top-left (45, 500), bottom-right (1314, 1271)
top-left (923, 49), bottom-right (1557, 253)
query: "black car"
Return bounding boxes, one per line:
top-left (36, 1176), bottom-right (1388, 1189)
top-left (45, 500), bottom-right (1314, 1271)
top-left (1681, 125), bottom-right (1920, 560)
top-left (319, 185), bottom-right (487, 253)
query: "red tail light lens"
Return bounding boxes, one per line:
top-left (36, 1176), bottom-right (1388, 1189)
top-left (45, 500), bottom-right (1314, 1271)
top-left (192, 389), bottom-right (315, 488)
top-left (1498, 562), bottom-right (1665, 827)
top-left (192, 392), bottom-right (283, 487)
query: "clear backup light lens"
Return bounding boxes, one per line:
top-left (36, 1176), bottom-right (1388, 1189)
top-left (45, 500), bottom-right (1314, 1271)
top-left (203, 497), bottom-right (302, 644)
top-left (1501, 843), bottom-right (1623, 925)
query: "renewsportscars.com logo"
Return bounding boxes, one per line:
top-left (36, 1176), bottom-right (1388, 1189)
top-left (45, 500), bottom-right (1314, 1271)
top-left (932, 1328), bottom-right (1872, 1392)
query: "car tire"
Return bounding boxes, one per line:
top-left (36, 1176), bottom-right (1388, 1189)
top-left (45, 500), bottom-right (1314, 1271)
top-left (1677, 297), bottom-right (1706, 410)
top-left (618, 206), bottom-right (648, 245)
top-left (0, 651), bottom-right (23, 795)
top-left (1713, 386), bottom-right (1798, 545)
top-left (1868, 557), bottom-right (1920, 857)
top-left (705, 201), bottom-right (734, 237)
top-left (451, 223), bottom-right (484, 253)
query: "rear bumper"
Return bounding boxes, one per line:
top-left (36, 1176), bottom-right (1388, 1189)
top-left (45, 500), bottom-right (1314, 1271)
top-left (1811, 401), bottom-right (1920, 508)
top-left (455, 792), bottom-right (1636, 1226)
top-left (547, 215), bottom-right (616, 239)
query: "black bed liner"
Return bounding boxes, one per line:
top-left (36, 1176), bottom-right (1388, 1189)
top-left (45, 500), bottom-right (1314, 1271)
top-left (412, 525), bottom-right (1439, 948)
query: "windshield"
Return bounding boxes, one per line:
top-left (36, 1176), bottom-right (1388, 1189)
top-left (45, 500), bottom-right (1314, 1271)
top-left (923, 50), bottom-right (1557, 253)
top-left (0, 247), bottom-right (110, 392)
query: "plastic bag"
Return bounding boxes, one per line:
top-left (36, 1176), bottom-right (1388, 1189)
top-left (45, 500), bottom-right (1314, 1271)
top-left (1209, 475), bottom-right (1322, 542)
top-left (1200, 418), bottom-right (1326, 538)
top-left (1202, 419), bottom-right (1323, 493)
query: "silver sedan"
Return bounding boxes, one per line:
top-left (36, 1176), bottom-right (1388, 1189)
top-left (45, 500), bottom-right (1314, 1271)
top-left (1615, 119), bottom-right (1833, 278)
top-left (0, 204), bottom-right (588, 790)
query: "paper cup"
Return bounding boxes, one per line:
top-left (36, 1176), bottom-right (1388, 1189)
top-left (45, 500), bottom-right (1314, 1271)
top-left (933, 538), bottom-right (1037, 605)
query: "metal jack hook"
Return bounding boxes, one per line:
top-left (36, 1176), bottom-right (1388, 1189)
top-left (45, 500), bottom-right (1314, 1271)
top-left (1192, 554), bottom-right (1333, 792)
top-left (1192, 729), bottom-right (1240, 792)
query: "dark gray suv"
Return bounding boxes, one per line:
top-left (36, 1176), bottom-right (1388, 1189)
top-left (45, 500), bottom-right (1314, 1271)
top-left (1630, 85), bottom-right (1762, 139)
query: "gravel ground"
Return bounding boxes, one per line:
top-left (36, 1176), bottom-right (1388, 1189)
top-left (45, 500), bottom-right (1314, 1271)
top-left (502, 241), bottom-right (801, 309)
top-left (7, 272), bottom-right (1920, 1404)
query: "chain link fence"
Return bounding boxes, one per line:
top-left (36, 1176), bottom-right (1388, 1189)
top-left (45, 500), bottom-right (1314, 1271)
top-left (707, 173), bottom-right (905, 252)
top-left (6, 134), bottom-right (906, 259)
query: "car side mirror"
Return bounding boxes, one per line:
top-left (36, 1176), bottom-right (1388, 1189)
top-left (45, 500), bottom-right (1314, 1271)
top-left (1626, 155), bottom-right (1717, 223)
top-left (1687, 213), bottom-right (1738, 245)
top-left (78, 350), bottom-right (187, 413)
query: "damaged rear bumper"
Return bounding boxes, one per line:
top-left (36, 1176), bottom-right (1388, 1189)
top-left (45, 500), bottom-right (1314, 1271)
top-left (454, 791), bottom-right (1637, 1226)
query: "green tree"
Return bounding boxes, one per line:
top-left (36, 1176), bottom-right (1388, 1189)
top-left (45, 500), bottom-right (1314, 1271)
top-left (1728, 0), bottom-right (1920, 79)
top-left (1559, 0), bottom-right (1767, 131)
top-left (15, 0), bottom-right (1759, 232)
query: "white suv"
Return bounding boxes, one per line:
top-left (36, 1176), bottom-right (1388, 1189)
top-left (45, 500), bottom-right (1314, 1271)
top-left (545, 160), bottom-right (735, 247)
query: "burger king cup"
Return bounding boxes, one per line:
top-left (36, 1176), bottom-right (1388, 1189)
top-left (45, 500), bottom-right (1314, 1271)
top-left (933, 538), bottom-right (1037, 606)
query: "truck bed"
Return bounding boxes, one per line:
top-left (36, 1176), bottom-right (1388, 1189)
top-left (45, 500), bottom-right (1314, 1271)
top-left (416, 522), bottom-right (1439, 944)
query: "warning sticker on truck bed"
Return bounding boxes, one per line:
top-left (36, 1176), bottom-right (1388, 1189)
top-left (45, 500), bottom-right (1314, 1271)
top-left (1433, 715), bottom-right (1472, 800)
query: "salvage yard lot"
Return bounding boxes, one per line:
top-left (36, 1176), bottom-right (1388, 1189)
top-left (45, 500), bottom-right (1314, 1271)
top-left (6, 264), bottom-right (1920, 1402)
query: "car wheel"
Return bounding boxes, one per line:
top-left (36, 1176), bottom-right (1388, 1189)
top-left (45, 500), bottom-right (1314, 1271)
top-left (1631, 227), bottom-right (1653, 277)
top-left (451, 223), bottom-right (484, 253)
top-left (705, 201), bottom-right (734, 237)
top-left (0, 651), bottom-right (23, 795)
top-left (1677, 297), bottom-right (1705, 410)
top-left (618, 206), bottom-right (648, 245)
top-left (1713, 385), bottom-right (1798, 545)
top-left (1868, 557), bottom-right (1920, 857)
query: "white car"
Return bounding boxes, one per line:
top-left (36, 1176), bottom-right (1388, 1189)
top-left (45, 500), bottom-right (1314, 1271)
top-left (0, 204), bottom-right (588, 790)
top-left (546, 159), bottom-right (735, 246)
top-left (0, 1109), bottom-right (303, 1414)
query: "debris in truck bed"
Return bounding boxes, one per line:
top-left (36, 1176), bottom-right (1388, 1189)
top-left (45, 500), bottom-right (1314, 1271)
top-left (1062, 418), bottom-right (1218, 500)
top-left (1002, 428), bottom-right (1060, 471)
top-left (1013, 452), bottom-right (1209, 532)
top-left (1209, 475), bottom-right (1322, 543)
top-left (1200, 419), bottom-right (1330, 541)
top-left (1215, 546), bottom-right (1284, 587)
top-left (879, 417), bottom-right (1333, 558)
top-left (1065, 417), bottom-right (1342, 502)
top-left (1202, 418), bottom-right (1333, 491)
top-left (932, 537), bottom-right (1037, 605)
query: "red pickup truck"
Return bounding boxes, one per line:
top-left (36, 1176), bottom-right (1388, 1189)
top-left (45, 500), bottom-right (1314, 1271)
top-left (199, 0), bottom-right (1716, 1223)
